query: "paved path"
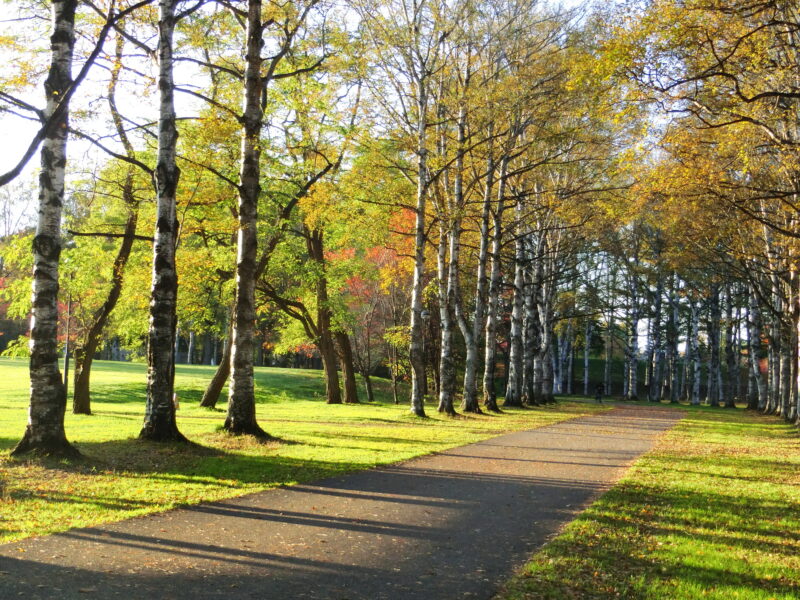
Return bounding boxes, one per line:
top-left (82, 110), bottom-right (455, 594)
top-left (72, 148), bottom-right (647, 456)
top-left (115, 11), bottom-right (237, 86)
top-left (0, 406), bottom-right (682, 599)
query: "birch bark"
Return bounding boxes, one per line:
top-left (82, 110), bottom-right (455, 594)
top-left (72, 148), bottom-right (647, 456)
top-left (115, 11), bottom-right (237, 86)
top-left (225, 0), bottom-right (269, 437)
top-left (14, 0), bottom-right (80, 457)
top-left (504, 198), bottom-right (525, 407)
top-left (141, 0), bottom-right (186, 442)
top-left (482, 155), bottom-right (508, 412)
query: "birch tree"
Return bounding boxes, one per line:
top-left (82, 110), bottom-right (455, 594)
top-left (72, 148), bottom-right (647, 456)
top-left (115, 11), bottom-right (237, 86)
top-left (140, 0), bottom-right (186, 441)
top-left (13, 0), bottom-right (80, 456)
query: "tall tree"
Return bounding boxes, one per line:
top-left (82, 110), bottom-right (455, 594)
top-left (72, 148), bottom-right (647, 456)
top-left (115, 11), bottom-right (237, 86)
top-left (13, 0), bottom-right (80, 457)
top-left (224, 0), bottom-right (270, 437)
top-left (140, 0), bottom-right (186, 442)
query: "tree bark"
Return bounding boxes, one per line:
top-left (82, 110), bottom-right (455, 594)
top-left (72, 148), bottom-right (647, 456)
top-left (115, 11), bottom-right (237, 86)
top-left (140, 0), bottom-right (186, 442)
top-left (689, 298), bottom-right (701, 406)
top-left (225, 0), bottom-right (269, 438)
top-left (408, 75), bottom-right (429, 418)
top-left (335, 331), bottom-right (360, 404)
top-left (706, 285), bottom-right (721, 407)
top-left (13, 0), bottom-right (80, 457)
top-left (362, 371), bottom-right (375, 403)
top-left (583, 320), bottom-right (591, 397)
top-left (200, 318), bottom-right (232, 409)
top-left (648, 278), bottom-right (663, 402)
top-left (482, 154), bottom-right (508, 412)
top-left (723, 286), bottom-right (737, 408)
top-left (73, 204), bottom-right (138, 414)
top-left (304, 227), bottom-right (342, 405)
top-left (504, 199), bottom-right (525, 407)
top-left (521, 260), bottom-right (538, 406)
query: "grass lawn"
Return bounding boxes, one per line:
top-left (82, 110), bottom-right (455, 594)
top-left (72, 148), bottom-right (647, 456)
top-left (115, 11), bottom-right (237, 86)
top-left (495, 402), bottom-right (800, 600)
top-left (0, 357), bottom-right (607, 544)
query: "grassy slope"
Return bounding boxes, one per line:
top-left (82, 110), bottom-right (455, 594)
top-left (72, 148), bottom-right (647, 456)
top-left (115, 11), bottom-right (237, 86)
top-left (495, 403), bottom-right (800, 600)
top-left (0, 358), bottom-right (606, 543)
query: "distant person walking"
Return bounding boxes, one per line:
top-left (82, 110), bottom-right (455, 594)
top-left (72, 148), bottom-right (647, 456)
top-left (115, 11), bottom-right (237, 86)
top-left (595, 383), bottom-right (603, 403)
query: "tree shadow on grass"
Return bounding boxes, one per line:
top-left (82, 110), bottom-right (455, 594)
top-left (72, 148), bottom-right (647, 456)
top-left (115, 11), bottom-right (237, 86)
top-left (515, 474), bottom-right (800, 600)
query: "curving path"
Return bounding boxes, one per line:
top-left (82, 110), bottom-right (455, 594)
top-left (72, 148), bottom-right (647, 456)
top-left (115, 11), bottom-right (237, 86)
top-left (0, 405), bottom-right (682, 600)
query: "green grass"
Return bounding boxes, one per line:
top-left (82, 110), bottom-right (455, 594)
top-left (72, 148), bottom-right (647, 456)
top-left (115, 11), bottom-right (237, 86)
top-left (0, 357), bottom-right (608, 543)
top-left (495, 404), bottom-right (800, 600)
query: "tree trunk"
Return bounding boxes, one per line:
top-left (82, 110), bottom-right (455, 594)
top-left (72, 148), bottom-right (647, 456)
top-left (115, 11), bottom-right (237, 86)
top-left (521, 256), bottom-right (538, 406)
top-left (626, 302), bottom-right (639, 401)
top-left (706, 286), bottom-right (721, 407)
top-left (223, 0), bottom-right (269, 438)
top-left (649, 279), bottom-right (663, 402)
top-left (458, 141), bottom-right (492, 414)
top-left (408, 79), bottom-right (429, 418)
top-left (566, 333), bottom-right (574, 395)
top-left (482, 154), bottom-right (508, 412)
top-left (689, 299), bottom-right (701, 405)
top-left (362, 371), bottom-right (375, 403)
top-left (187, 330), bottom-right (195, 365)
top-left (723, 287), bottom-right (737, 408)
top-left (746, 288), bottom-right (766, 410)
top-left (661, 274), bottom-right (679, 403)
top-left (13, 0), bottom-right (80, 457)
top-left (436, 224), bottom-right (457, 416)
top-left (200, 320), bottom-right (232, 409)
top-left (583, 320), bottom-right (591, 397)
top-left (335, 331), bottom-right (360, 404)
top-left (504, 199), bottom-right (525, 407)
top-left (73, 200), bottom-right (138, 415)
top-left (140, 0), bottom-right (186, 442)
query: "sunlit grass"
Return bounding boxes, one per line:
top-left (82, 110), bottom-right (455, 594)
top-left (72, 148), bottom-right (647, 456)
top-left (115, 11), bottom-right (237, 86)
top-left (495, 404), bottom-right (800, 600)
top-left (0, 357), bottom-right (608, 543)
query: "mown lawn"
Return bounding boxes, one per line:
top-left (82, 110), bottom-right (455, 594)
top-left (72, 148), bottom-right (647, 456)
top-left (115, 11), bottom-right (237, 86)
top-left (496, 403), bottom-right (800, 600)
top-left (0, 357), bottom-right (607, 543)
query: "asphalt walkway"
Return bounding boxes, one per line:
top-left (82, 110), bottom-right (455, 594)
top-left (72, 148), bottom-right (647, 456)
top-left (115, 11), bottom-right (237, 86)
top-left (0, 405), bottom-right (682, 599)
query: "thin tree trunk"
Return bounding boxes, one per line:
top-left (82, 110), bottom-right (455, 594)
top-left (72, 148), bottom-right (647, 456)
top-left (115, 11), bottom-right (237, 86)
top-left (437, 223), bottom-right (457, 416)
top-left (335, 331), bottom-right (360, 404)
top-left (603, 263), bottom-right (614, 398)
top-left (459, 134), bottom-right (492, 414)
top-left (200, 319), bottom-right (232, 409)
top-left (73, 204), bottom-right (137, 414)
top-left (583, 320), bottom-right (591, 397)
top-left (521, 254), bottom-right (538, 405)
top-left (73, 30), bottom-right (140, 416)
top-left (626, 302), bottom-right (639, 401)
top-left (13, 0), bottom-right (80, 457)
top-left (706, 286), bottom-right (721, 407)
top-left (504, 199), bottom-right (525, 407)
top-left (723, 287), bottom-right (737, 408)
top-left (649, 279), bottom-right (663, 402)
top-left (363, 371), bottom-right (375, 403)
top-left (689, 299), bottom-right (701, 406)
top-left (482, 154), bottom-right (508, 412)
top-left (408, 74), bottom-right (429, 418)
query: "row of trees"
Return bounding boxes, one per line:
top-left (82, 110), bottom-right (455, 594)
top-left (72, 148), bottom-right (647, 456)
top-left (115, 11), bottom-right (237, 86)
top-left (1, 0), bottom-right (798, 457)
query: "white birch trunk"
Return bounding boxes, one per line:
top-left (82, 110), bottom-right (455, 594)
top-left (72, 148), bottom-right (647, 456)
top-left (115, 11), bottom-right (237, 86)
top-left (482, 155), bottom-right (508, 412)
top-left (14, 0), bottom-right (79, 457)
top-left (141, 0), bottom-right (185, 442)
top-left (225, 0), bottom-right (268, 437)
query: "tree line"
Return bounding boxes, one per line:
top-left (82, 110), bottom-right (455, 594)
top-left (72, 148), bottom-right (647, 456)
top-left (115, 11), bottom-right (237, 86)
top-left (1, 0), bottom-right (797, 457)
